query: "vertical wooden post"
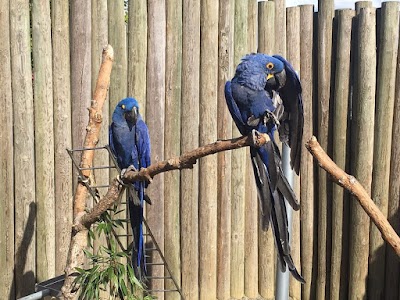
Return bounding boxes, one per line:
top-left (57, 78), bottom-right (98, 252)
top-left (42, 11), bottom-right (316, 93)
top-left (349, 7), bottom-right (376, 300)
top-left (386, 19), bottom-right (400, 299)
top-left (274, 0), bottom-right (286, 57)
top-left (128, 0), bottom-right (147, 114)
top-left (10, 0), bottom-right (36, 297)
top-left (71, 0), bottom-right (92, 164)
top-left (369, 3), bottom-right (399, 299)
top-left (244, 1), bottom-right (258, 298)
top-left (230, 1), bottom-right (248, 298)
top-left (299, 5), bottom-right (316, 300)
top-left (165, 1), bottom-right (182, 299)
top-left (32, 0), bottom-right (55, 281)
top-left (0, 0), bottom-right (14, 297)
top-left (257, 2), bottom-right (276, 299)
top-left (330, 9), bottom-right (355, 300)
top-left (52, 0), bottom-right (73, 277)
top-left (199, 0), bottom-right (218, 299)
top-left (146, 1), bottom-right (166, 297)
top-left (286, 6), bottom-right (301, 300)
top-left (181, 0), bottom-right (200, 298)
top-left (355, 1), bottom-right (372, 14)
top-left (317, 0), bottom-right (334, 298)
top-left (217, 0), bottom-right (234, 298)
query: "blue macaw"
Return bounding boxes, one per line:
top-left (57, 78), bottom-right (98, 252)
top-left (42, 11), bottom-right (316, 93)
top-left (225, 53), bottom-right (305, 283)
top-left (109, 97), bottom-right (151, 281)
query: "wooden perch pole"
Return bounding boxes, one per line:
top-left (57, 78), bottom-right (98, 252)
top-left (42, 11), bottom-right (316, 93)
top-left (306, 136), bottom-right (400, 257)
top-left (61, 45), bottom-right (113, 300)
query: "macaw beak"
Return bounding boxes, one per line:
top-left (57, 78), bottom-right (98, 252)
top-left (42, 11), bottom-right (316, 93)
top-left (274, 69), bottom-right (286, 90)
top-left (267, 73), bottom-right (274, 80)
top-left (125, 107), bottom-right (138, 124)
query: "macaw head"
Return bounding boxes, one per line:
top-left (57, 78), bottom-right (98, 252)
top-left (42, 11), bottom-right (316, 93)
top-left (115, 97), bottom-right (140, 124)
top-left (235, 53), bottom-right (286, 90)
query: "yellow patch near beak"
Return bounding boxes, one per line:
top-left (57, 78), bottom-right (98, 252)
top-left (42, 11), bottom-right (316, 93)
top-left (267, 73), bottom-right (274, 80)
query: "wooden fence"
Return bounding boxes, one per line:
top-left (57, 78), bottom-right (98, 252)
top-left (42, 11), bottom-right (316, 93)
top-left (1, 0), bottom-right (400, 299)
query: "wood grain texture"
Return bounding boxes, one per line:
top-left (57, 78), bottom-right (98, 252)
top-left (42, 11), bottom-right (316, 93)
top-left (244, 1), bottom-right (258, 298)
top-left (330, 9), bottom-right (354, 300)
top-left (317, 1), bottom-right (334, 298)
top-left (164, 0), bottom-right (182, 299)
top-left (181, 0), bottom-right (200, 298)
top-left (349, 8), bottom-right (376, 300)
top-left (274, 0), bottom-right (286, 57)
top-left (230, 1), bottom-right (248, 298)
top-left (0, 0), bottom-right (15, 297)
top-left (257, 2), bottom-right (276, 299)
top-left (199, 0), bottom-right (218, 299)
top-left (286, 7), bottom-right (301, 300)
top-left (146, 1), bottom-right (166, 297)
top-left (128, 0), bottom-right (147, 114)
top-left (217, 0), bottom-right (234, 297)
top-left (369, 3), bottom-right (399, 299)
top-left (299, 5), bottom-right (316, 300)
top-left (10, 0), bottom-right (36, 296)
top-left (32, 0), bottom-right (56, 281)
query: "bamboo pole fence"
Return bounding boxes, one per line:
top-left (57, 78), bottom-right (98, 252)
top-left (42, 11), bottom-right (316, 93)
top-left (3, 1), bottom-right (400, 299)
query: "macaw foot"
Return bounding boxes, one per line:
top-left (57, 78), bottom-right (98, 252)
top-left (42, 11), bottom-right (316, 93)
top-left (251, 129), bottom-right (270, 147)
top-left (264, 110), bottom-right (280, 126)
top-left (121, 165), bottom-right (137, 179)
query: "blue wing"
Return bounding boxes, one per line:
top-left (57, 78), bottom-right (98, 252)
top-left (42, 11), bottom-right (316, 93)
top-left (273, 55), bottom-right (304, 174)
top-left (225, 81), bottom-right (247, 135)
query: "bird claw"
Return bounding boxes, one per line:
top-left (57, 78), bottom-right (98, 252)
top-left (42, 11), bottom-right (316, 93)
top-left (121, 165), bottom-right (137, 179)
top-left (264, 110), bottom-right (280, 126)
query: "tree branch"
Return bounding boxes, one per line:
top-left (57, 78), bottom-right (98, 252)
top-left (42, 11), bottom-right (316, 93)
top-left (61, 45), bottom-right (114, 300)
top-left (306, 136), bottom-right (400, 257)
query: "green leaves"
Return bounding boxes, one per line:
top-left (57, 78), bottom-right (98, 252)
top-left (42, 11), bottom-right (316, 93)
top-left (74, 205), bottom-right (154, 300)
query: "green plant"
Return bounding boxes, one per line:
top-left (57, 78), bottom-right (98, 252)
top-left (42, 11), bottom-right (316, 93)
top-left (73, 207), bottom-right (154, 300)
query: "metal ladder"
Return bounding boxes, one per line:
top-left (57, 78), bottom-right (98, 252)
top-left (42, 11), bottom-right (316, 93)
top-left (67, 145), bottom-right (184, 299)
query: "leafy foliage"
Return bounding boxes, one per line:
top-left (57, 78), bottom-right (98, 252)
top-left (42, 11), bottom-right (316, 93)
top-left (73, 206), bottom-right (154, 300)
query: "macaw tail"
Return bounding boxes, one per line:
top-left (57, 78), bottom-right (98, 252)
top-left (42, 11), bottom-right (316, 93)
top-left (127, 185), bottom-right (146, 282)
top-left (250, 139), bottom-right (305, 284)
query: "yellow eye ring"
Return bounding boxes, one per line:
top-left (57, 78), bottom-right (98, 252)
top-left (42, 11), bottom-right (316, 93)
top-left (266, 62), bottom-right (274, 70)
top-left (121, 104), bottom-right (126, 109)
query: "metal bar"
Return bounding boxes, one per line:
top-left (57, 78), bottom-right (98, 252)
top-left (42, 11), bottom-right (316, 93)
top-left (148, 289), bottom-right (179, 293)
top-left (146, 276), bottom-right (172, 280)
top-left (79, 165), bottom-right (117, 171)
top-left (66, 146), bottom-right (109, 152)
top-left (17, 289), bottom-right (51, 300)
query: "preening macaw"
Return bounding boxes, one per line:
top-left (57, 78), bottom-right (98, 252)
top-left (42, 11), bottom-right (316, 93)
top-left (225, 53), bottom-right (305, 283)
top-left (109, 97), bottom-right (151, 281)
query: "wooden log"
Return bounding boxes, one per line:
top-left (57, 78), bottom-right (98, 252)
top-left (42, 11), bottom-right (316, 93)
top-left (257, 2), bottom-right (276, 299)
top-left (386, 17), bottom-right (400, 298)
top-left (330, 9), bottom-right (355, 300)
top-left (355, 1), bottom-right (372, 14)
top-left (181, 0), bottom-right (200, 298)
top-left (199, 1), bottom-right (218, 299)
top-left (274, 0), bottom-right (286, 57)
top-left (0, 0), bottom-right (15, 297)
top-left (299, 5), bottom-right (316, 300)
top-left (216, 0), bottom-right (234, 298)
top-left (230, 1), bottom-right (248, 298)
top-left (32, 0), bottom-right (55, 282)
top-left (244, 3), bottom-right (258, 298)
top-left (369, 3), bottom-right (399, 299)
top-left (128, 0), bottom-right (147, 114)
top-left (10, 0), bottom-right (36, 296)
top-left (146, 1), bottom-right (166, 297)
top-left (349, 8), bottom-right (376, 300)
top-left (258, 1), bottom-right (275, 54)
top-left (286, 6), bottom-right (301, 300)
top-left (52, 0), bottom-right (72, 278)
top-left (164, 0), bottom-right (182, 299)
top-left (317, 0), bottom-right (334, 298)
top-left (71, 0), bottom-right (92, 171)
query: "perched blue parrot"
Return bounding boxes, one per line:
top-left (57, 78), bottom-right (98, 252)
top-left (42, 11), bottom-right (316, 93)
top-left (109, 97), bottom-right (151, 281)
top-left (225, 53), bottom-right (305, 283)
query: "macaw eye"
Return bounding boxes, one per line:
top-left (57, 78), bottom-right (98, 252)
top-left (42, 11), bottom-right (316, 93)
top-left (266, 62), bottom-right (274, 70)
top-left (121, 104), bottom-right (126, 110)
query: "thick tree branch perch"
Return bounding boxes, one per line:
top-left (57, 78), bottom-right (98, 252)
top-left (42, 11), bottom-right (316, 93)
top-left (306, 136), bottom-right (400, 257)
top-left (61, 45), bottom-right (114, 300)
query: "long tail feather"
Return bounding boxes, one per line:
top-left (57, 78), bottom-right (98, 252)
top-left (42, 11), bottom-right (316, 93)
top-left (252, 141), bottom-right (305, 283)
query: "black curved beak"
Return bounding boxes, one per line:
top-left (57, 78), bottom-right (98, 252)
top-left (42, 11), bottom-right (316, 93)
top-left (125, 107), bottom-right (138, 124)
top-left (266, 69), bottom-right (286, 91)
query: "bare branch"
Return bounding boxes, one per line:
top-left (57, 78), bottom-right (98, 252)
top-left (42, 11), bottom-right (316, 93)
top-left (306, 136), bottom-right (400, 257)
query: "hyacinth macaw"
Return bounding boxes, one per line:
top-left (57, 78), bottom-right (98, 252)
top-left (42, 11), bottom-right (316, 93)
top-left (109, 97), bottom-right (151, 281)
top-left (225, 53), bottom-right (305, 283)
